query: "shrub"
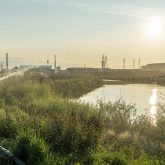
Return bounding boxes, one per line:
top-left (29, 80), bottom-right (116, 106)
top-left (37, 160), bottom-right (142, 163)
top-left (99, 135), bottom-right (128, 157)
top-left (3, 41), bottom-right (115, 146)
top-left (0, 119), bottom-right (17, 139)
top-left (13, 129), bottom-right (55, 165)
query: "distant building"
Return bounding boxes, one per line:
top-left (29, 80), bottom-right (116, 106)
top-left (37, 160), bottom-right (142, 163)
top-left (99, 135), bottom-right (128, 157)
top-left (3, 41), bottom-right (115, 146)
top-left (38, 65), bottom-right (52, 69)
top-left (20, 65), bottom-right (52, 69)
top-left (20, 65), bottom-right (36, 69)
top-left (20, 65), bottom-right (54, 74)
top-left (142, 63), bottom-right (165, 72)
top-left (67, 67), bottom-right (110, 73)
top-left (54, 66), bottom-right (61, 74)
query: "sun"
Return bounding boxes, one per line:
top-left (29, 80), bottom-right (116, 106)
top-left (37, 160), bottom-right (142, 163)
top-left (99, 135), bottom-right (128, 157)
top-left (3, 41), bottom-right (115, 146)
top-left (146, 16), bottom-right (162, 38)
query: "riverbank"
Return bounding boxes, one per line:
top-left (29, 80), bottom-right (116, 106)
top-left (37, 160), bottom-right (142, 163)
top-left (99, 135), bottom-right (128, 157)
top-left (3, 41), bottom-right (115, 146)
top-left (103, 79), bottom-right (159, 85)
top-left (79, 70), bottom-right (165, 85)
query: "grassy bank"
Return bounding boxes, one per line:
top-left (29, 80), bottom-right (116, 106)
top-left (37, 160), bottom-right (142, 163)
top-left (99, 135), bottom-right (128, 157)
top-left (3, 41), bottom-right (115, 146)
top-left (0, 72), bottom-right (164, 164)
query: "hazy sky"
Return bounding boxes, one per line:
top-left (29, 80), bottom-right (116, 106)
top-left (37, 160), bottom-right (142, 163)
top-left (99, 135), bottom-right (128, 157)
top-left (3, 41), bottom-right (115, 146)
top-left (1, 0), bottom-right (165, 68)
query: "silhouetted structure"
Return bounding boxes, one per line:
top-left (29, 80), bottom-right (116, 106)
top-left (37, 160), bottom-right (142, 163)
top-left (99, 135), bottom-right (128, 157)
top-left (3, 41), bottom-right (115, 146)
top-left (142, 63), bottom-right (165, 71)
top-left (101, 54), bottom-right (108, 69)
top-left (54, 55), bottom-right (56, 69)
top-left (105, 56), bottom-right (108, 68)
top-left (67, 67), bottom-right (110, 73)
top-left (6, 53), bottom-right (8, 70)
top-left (138, 58), bottom-right (141, 69)
top-left (47, 59), bottom-right (49, 65)
top-left (123, 58), bottom-right (126, 69)
top-left (102, 54), bottom-right (105, 69)
top-left (54, 55), bottom-right (61, 73)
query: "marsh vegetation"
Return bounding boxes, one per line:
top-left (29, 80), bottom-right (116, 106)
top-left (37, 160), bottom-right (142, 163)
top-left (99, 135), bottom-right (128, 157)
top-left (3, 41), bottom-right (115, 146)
top-left (0, 71), bottom-right (164, 164)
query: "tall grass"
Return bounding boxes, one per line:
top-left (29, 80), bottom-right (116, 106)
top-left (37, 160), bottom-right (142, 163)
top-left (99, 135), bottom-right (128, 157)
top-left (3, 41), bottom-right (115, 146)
top-left (0, 72), bottom-right (164, 164)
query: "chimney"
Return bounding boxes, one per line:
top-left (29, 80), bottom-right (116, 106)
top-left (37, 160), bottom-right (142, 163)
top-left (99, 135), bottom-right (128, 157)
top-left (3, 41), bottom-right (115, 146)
top-left (6, 53), bottom-right (8, 70)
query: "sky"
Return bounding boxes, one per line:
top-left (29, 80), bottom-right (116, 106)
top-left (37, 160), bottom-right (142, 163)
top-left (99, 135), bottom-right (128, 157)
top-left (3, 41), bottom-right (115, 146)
top-left (1, 0), bottom-right (165, 68)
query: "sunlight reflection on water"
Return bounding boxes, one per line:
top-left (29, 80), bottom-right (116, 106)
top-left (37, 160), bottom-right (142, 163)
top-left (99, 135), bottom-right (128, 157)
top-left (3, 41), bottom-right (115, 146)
top-left (149, 89), bottom-right (157, 124)
top-left (80, 84), bottom-right (165, 119)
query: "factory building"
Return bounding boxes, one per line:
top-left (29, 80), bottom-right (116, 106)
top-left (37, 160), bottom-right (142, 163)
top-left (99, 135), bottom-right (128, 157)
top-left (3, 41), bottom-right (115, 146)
top-left (20, 55), bottom-right (61, 74)
top-left (20, 65), bottom-right (54, 74)
top-left (142, 63), bottom-right (165, 72)
top-left (67, 67), bottom-right (110, 73)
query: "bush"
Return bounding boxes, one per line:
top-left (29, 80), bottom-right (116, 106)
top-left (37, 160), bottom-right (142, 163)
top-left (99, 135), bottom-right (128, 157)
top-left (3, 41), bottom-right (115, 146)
top-left (0, 119), bottom-right (17, 139)
top-left (13, 129), bottom-right (55, 165)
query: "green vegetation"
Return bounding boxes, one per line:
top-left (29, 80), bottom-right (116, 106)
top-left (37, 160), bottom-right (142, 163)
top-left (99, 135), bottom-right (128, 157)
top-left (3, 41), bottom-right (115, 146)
top-left (64, 69), bottom-right (165, 86)
top-left (0, 71), bottom-right (164, 164)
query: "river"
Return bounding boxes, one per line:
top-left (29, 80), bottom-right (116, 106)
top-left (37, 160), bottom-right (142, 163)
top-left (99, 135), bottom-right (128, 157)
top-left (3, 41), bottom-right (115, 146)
top-left (79, 83), bottom-right (165, 117)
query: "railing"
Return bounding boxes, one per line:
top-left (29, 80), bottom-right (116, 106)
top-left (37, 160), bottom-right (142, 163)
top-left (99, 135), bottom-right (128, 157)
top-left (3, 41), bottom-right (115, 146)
top-left (0, 68), bottom-right (29, 81)
top-left (0, 146), bottom-right (25, 165)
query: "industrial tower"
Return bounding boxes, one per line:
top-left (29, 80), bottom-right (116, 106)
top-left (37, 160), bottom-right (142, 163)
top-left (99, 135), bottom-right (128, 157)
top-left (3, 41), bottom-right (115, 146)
top-left (138, 58), bottom-right (141, 69)
top-left (54, 55), bottom-right (57, 73)
top-left (54, 55), bottom-right (56, 69)
top-left (105, 56), bottom-right (108, 68)
top-left (6, 53), bottom-right (8, 71)
top-left (123, 58), bottom-right (126, 69)
top-left (101, 54), bottom-right (108, 69)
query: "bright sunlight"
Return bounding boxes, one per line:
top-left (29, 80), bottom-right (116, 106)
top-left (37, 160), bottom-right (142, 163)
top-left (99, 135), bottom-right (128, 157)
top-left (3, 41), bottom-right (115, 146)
top-left (146, 16), bottom-right (162, 38)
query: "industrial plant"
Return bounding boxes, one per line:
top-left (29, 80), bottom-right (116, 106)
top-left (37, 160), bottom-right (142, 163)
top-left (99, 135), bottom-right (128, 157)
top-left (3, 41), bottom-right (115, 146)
top-left (2, 52), bottom-right (165, 77)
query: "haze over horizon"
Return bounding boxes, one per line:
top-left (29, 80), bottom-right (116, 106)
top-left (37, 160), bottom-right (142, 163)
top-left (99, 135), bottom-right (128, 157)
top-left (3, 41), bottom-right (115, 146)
top-left (1, 0), bottom-right (165, 69)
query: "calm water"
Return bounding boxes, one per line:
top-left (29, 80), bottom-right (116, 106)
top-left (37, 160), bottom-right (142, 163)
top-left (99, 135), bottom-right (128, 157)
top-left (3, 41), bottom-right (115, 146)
top-left (79, 84), bottom-right (165, 116)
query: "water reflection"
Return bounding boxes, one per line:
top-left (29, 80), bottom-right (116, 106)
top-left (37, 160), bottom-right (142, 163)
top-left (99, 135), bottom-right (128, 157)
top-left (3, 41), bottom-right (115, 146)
top-left (150, 106), bottom-right (157, 116)
top-left (80, 84), bottom-right (165, 116)
top-left (149, 89), bottom-right (157, 105)
top-left (149, 89), bottom-right (157, 123)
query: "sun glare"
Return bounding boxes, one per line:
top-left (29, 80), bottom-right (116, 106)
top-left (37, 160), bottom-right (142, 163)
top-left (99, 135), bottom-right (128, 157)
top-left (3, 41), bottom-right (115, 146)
top-left (146, 17), bottom-right (162, 38)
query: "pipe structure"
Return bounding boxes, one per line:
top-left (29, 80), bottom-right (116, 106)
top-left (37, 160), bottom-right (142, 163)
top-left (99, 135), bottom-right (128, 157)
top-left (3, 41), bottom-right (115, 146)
top-left (0, 146), bottom-right (25, 165)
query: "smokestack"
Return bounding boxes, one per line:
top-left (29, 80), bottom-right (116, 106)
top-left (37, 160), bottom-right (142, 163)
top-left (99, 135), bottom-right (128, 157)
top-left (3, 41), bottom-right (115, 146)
top-left (102, 54), bottom-right (107, 69)
top-left (6, 53), bottom-right (8, 70)
top-left (123, 58), bottom-right (126, 69)
top-left (138, 58), bottom-right (141, 69)
top-left (105, 56), bottom-right (108, 68)
top-left (54, 55), bottom-right (56, 69)
top-left (47, 59), bottom-right (49, 65)
top-left (102, 54), bottom-right (104, 69)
